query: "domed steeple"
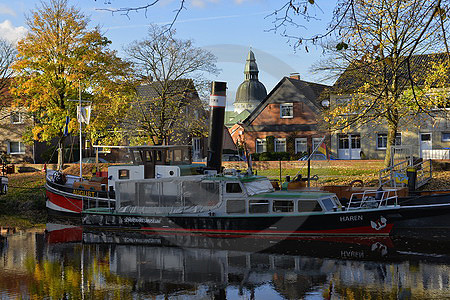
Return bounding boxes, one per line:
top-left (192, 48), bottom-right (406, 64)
top-left (234, 50), bottom-right (267, 114)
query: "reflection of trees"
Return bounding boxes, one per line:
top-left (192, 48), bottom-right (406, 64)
top-left (21, 247), bottom-right (133, 299)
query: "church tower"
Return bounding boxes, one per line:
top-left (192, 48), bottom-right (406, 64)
top-left (233, 50), bottom-right (267, 114)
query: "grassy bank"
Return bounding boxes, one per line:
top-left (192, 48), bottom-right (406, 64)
top-left (0, 172), bottom-right (46, 228)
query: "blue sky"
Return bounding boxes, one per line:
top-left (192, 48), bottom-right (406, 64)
top-left (0, 0), bottom-right (337, 108)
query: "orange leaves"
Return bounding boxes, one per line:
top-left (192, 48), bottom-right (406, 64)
top-left (11, 0), bottom-right (133, 146)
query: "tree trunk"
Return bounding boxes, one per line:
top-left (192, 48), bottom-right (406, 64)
top-left (57, 138), bottom-right (65, 171)
top-left (384, 121), bottom-right (398, 168)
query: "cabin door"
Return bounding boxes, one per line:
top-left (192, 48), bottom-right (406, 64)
top-left (420, 133), bottom-right (432, 158)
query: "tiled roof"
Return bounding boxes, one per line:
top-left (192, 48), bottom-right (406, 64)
top-left (243, 77), bottom-right (330, 126)
top-left (333, 52), bottom-right (450, 92)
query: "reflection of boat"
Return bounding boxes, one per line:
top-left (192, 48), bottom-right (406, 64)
top-left (39, 223), bottom-right (450, 299)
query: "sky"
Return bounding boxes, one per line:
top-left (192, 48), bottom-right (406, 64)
top-left (0, 0), bottom-right (337, 109)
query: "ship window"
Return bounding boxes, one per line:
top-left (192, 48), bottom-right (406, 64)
top-left (249, 200), bottom-right (269, 213)
top-left (227, 200), bottom-right (246, 214)
top-left (321, 198), bottom-right (336, 211)
top-left (298, 200), bottom-right (322, 212)
top-left (118, 169), bottom-right (130, 179)
top-left (226, 183), bottom-right (242, 193)
top-left (273, 200), bottom-right (294, 213)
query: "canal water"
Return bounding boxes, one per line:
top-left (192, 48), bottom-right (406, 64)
top-left (1, 224), bottom-right (450, 299)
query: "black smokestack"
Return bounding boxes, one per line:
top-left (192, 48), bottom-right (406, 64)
top-left (207, 81), bottom-right (227, 172)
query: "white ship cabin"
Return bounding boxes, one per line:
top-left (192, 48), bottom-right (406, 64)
top-left (114, 174), bottom-right (342, 216)
top-left (107, 145), bottom-right (202, 192)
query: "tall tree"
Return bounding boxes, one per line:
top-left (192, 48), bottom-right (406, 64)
top-left (11, 0), bottom-right (133, 169)
top-left (124, 25), bottom-right (219, 145)
top-left (316, 0), bottom-right (450, 166)
top-left (0, 39), bottom-right (16, 98)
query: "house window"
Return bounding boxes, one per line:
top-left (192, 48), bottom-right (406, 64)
top-left (377, 133), bottom-right (402, 149)
top-left (351, 134), bottom-right (361, 149)
top-left (11, 112), bottom-right (24, 124)
top-left (280, 103), bottom-right (293, 118)
top-left (256, 139), bottom-right (266, 153)
top-left (275, 138), bottom-right (286, 152)
top-left (338, 135), bottom-right (349, 149)
top-left (336, 97), bottom-right (351, 105)
top-left (442, 132), bottom-right (450, 142)
top-left (8, 141), bottom-right (25, 154)
top-left (312, 138), bottom-right (323, 151)
top-left (295, 138), bottom-right (307, 153)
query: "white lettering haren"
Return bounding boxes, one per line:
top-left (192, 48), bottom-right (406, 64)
top-left (340, 215), bottom-right (363, 222)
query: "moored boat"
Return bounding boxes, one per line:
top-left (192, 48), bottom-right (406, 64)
top-left (45, 145), bottom-right (201, 215)
top-left (80, 168), bottom-right (450, 236)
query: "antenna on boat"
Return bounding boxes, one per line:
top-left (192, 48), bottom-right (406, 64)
top-left (207, 81), bottom-right (227, 174)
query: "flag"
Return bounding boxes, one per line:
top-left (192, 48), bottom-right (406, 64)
top-left (63, 116), bottom-right (70, 136)
top-left (77, 105), bottom-right (91, 124)
top-left (318, 141), bottom-right (327, 158)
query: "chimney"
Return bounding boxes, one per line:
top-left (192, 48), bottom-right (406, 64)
top-left (290, 73), bottom-right (300, 80)
top-left (207, 81), bottom-right (227, 173)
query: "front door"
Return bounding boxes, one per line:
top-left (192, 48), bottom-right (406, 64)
top-left (338, 134), bottom-right (361, 159)
top-left (420, 133), bottom-right (432, 158)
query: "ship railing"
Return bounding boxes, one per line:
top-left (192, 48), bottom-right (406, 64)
top-left (346, 189), bottom-right (398, 210)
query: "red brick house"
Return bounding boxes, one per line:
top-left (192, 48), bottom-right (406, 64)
top-left (233, 75), bottom-right (330, 156)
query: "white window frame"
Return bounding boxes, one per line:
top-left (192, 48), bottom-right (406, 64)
top-left (280, 103), bottom-right (293, 118)
top-left (274, 138), bottom-right (286, 152)
top-left (8, 141), bottom-right (25, 154)
top-left (442, 132), bottom-right (450, 142)
top-left (312, 138), bottom-right (323, 151)
top-left (255, 139), bottom-right (266, 153)
top-left (295, 138), bottom-right (307, 153)
top-left (377, 133), bottom-right (402, 149)
top-left (11, 112), bottom-right (24, 124)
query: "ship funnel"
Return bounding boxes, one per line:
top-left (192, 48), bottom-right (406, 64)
top-left (207, 81), bottom-right (227, 173)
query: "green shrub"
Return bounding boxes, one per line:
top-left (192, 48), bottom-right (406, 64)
top-left (252, 153), bottom-right (260, 161)
top-left (266, 136), bottom-right (275, 152)
top-left (255, 151), bottom-right (291, 161)
top-left (290, 152), bottom-right (306, 160)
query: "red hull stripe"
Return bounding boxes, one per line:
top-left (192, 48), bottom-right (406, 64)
top-left (141, 224), bottom-right (393, 235)
top-left (46, 190), bottom-right (82, 213)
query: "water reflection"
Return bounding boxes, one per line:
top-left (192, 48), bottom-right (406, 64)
top-left (1, 224), bottom-right (450, 299)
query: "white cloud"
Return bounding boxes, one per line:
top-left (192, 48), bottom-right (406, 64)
top-left (0, 4), bottom-right (16, 17)
top-left (0, 20), bottom-right (27, 44)
top-left (191, 0), bottom-right (219, 8)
